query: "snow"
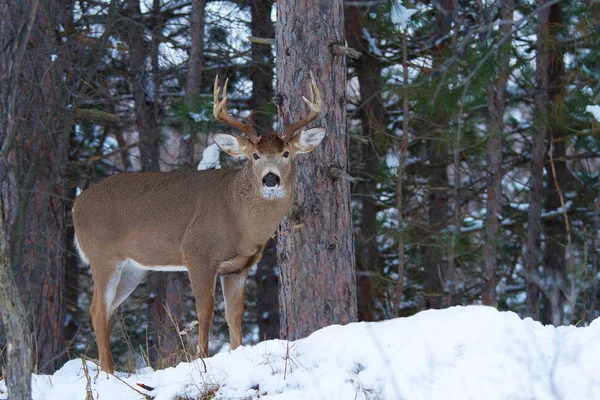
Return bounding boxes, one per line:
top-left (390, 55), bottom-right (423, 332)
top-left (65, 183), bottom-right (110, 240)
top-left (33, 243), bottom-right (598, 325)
top-left (391, 2), bottom-right (417, 30)
top-left (197, 143), bottom-right (221, 170)
top-left (4, 306), bottom-right (600, 399)
top-left (189, 109), bottom-right (210, 123)
top-left (362, 27), bottom-right (382, 57)
top-left (586, 105), bottom-right (600, 122)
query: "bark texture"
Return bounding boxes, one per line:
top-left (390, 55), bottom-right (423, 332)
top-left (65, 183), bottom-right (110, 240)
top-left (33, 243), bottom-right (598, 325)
top-left (249, 0), bottom-right (280, 340)
top-left (4, 0), bottom-right (76, 374)
top-left (181, 0), bottom-right (207, 167)
top-left (541, 2), bottom-right (568, 326)
top-left (345, 4), bottom-right (386, 321)
top-left (525, 0), bottom-right (550, 321)
top-left (123, 0), bottom-right (177, 366)
top-left (0, 0), bottom-right (39, 395)
top-left (483, 0), bottom-right (513, 307)
top-left (276, 0), bottom-right (357, 340)
top-left (423, 0), bottom-right (454, 310)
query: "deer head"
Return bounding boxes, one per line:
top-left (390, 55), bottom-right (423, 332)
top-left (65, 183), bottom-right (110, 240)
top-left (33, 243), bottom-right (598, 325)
top-left (211, 72), bottom-right (326, 199)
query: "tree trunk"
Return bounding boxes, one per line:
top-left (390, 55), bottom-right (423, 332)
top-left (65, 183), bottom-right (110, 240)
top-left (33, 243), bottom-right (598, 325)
top-left (345, 4), bottom-right (386, 321)
top-left (525, 0), bottom-right (550, 321)
top-left (541, 2), bottom-right (568, 326)
top-left (0, 242), bottom-right (32, 400)
top-left (125, 0), bottom-right (160, 173)
top-left (181, 0), bottom-right (207, 167)
top-left (0, 0), bottom-right (39, 395)
top-left (423, 0), bottom-right (454, 310)
top-left (63, 185), bottom-right (80, 355)
top-left (483, 0), bottom-right (514, 307)
top-left (276, 0), bottom-right (357, 340)
top-left (249, 0), bottom-right (280, 340)
top-left (123, 0), bottom-right (172, 366)
top-left (4, 0), bottom-right (75, 374)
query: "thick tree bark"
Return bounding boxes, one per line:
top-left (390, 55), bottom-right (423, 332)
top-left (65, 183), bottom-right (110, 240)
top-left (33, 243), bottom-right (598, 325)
top-left (181, 0), bottom-right (207, 167)
top-left (63, 185), bottom-right (80, 355)
top-left (525, 0), bottom-right (550, 321)
top-left (483, 0), bottom-right (514, 307)
top-left (186, 0), bottom-right (207, 104)
top-left (125, 0), bottom-right (160, 173)
top-left (0, 242), bottom-right (32, 400)
top-left (0, 0), bottom-right (39, 396)
top-left (541, 2), bottom-right (568, 326)
top-left (276, 0), bottom-right (357, 340)
top-left (423, 0), bottom-right (454, 310)
top-left (123, 0), bottom-right (173, 366)
top-left (249, 0), bottom-right (280, 340)
top-left (3, 0), bottom-right (75, 374)
top-left (345, 4), bottom-right (386, 321)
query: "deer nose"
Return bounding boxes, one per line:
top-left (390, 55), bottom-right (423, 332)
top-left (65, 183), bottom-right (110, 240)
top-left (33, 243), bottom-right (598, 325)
top-left (262, 172), bottom-right (280, 187)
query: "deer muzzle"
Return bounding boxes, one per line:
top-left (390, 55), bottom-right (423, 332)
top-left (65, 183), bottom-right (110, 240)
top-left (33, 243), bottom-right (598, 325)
top-left (262, 172), bottom-right (280, 187)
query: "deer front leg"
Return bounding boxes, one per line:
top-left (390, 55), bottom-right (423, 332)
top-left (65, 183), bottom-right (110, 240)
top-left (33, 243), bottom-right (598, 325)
top-left (220, 269), bottom-right (250, 350)
top-left (187, 269), bottom-right (216, 358)
top-left (220, 248), bottom-right (263, 350)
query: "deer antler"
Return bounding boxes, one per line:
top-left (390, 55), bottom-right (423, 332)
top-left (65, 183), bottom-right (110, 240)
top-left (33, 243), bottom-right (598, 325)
top-left (213, 75), bottom-right (260, 144)
top-left (280, 72), bottom-right (323, 141)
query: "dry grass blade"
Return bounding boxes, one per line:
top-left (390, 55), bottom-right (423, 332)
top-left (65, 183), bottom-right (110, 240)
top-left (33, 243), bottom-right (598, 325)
top-left (82, 356), bottom-right (153, 399)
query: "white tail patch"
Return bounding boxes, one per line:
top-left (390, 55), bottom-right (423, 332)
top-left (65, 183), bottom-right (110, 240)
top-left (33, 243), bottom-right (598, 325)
top-left (73, 234), bottom-right (89, 265)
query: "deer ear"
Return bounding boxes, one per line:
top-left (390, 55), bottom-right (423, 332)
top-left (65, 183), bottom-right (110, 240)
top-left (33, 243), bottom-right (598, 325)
top-left (290, 127), bottom-right (326, 154)
top-left (212, 133), bottom-right (249, 158)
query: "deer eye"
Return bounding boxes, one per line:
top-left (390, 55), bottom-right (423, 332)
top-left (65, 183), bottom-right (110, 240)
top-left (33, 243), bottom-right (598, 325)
top-left (283, 151), bottom-right (290, 158)
top-left (253, 153), bottom-right (260, 160)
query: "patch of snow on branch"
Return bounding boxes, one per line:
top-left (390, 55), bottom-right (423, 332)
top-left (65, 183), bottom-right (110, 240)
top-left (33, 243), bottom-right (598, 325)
top-left (391, 1), bottom-right (417, 30)
top-left (197, 143), bottom-right (221, 170)
top-left (189, 109), bottom-right (210, 123)
top-left (362, 27), bottom-right (382, 57)
top-left (7, 306), bottom-right (600, 400)
top-left (586, 105), bottom-right (600, 122)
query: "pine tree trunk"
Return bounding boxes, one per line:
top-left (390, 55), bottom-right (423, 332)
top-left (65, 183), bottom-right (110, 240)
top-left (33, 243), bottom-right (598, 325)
top-left (123, 0), bottom-right (172, 365)
top-left (525, 0), bottom-right (550, 321)
top-left (181, 0), bottom-right (207, 167)
top-left (0, 244), bottom-right (32, 400)
top-left (423, 0), bottom-right (454, 310)
top-left (0, 0), bottom-right (38, 395)
top-left (541, 2), bottom-right (568, 326)
top-left (249, 0), bottom-right (280, 340)
top-left (3, 0), bottom-right (75, 374)
top-left (345, 4), bottom-right (386, 321)
top-left (483, 0), bottom-right (513, 307)
top-left (276, 0), bottom-right (357, 340)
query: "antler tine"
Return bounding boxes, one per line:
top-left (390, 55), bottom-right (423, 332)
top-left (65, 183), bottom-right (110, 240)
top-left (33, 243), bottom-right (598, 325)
top-left (213, 75), bottom-right (260, 144)
top-left (281, 71), bottom-right (323, 140)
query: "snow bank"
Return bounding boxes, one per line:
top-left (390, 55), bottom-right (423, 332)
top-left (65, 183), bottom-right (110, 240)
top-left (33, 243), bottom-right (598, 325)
top-left (4, 306), bottom-right (600, 399)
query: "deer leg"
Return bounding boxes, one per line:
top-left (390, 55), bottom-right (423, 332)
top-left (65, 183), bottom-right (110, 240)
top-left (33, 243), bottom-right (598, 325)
top-left (221, 269), bottom-right (249, 351)
top-left (188, 270), bottom-right (216, 358)
top-left (90, 263), bottom-right (121, 373)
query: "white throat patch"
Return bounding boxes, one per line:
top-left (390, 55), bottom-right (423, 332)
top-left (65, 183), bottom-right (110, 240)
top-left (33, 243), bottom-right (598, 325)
top-left (261, 186), bottom-right (286, 199)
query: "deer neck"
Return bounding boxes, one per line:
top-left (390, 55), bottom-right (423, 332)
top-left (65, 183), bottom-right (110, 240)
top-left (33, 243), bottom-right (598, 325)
top-left (230, 164), bottom-right (294, 240)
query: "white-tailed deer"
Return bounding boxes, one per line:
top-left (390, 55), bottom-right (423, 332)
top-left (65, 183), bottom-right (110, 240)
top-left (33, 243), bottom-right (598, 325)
top-left (73, 74), bottom-right (326, 373)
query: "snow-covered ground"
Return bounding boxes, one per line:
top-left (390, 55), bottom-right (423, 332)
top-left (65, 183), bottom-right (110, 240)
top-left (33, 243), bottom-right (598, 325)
top-left (3, 306), bottom-right (600, 400)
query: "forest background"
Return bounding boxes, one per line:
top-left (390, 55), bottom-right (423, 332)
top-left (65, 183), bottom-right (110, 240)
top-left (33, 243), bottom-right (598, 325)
top-left (1, 0), bottom-right (599, 386)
